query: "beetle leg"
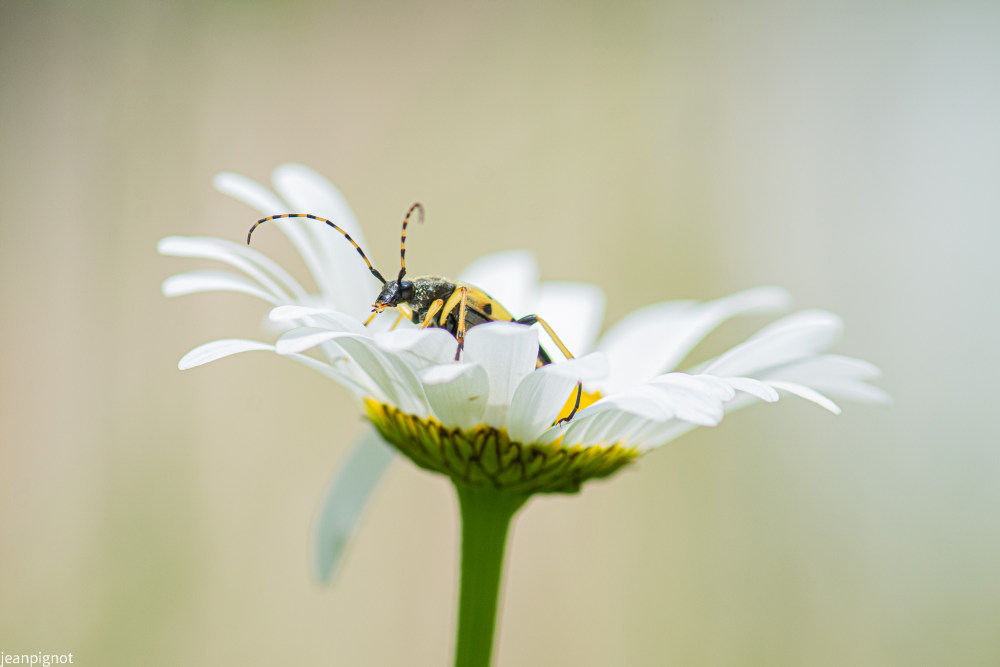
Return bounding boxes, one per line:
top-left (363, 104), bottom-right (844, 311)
top-left (454, 286), bottom-right (469, 360)
top-left (363, 311), bottom-right (378, 326)
top-left (390, 312), bottom-right (406, 330)
top-left (516, 314), bottom-right (583, 424)
top-left (556, 382), bottom-right (584, 425)
top-left (419, 299), bottom-right (445, 328)
top-left (515, 314), bottom-right (575, 360)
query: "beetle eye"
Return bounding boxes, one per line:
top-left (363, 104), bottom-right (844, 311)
top-left (399, 281), bottom-right (414, 300)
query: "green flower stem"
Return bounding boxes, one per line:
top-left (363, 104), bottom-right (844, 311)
top-left (453, 484), bottom-right (529, 667)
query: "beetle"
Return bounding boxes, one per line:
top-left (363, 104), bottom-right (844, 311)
top-left (247, 203), bottom-right (583, 422)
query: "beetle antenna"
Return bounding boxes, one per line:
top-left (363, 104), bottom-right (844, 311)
top-left (248, 213), bottom-right (387, 285)
top-left (398, 202), bottom-right (424, 282)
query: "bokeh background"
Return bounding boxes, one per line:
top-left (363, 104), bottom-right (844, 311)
top-left (2, 1), bottom-right (998, 665)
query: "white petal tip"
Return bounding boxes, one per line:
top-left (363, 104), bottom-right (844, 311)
top-left (178, 339), bottom-right (274, 370)
top-left (769, 381), bottom-right (842, 414)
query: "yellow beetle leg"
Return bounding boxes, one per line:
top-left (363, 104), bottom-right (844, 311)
top-left (516, 314), bottom-right (575, 360)
top-left (390, 312), bottom-right (407, 330)
top-left (515, 314), bottom-right (584, 424)
top-left (536, 315), bottom-right (584, 422)
top-left (454, 286), bottom-right (469, 360)
top-left (420, 299), bottom-right (444, 329)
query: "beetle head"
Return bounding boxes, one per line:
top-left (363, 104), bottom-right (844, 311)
top-left (372, 279), bottom-right (415, 313)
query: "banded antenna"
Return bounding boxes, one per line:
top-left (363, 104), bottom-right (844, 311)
top-left (247, 213), bottom-right (387, 285)
top-left (398, 202), bottom-right (424, 282)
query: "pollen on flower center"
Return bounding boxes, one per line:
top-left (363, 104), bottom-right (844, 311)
top-left (364, 399), bottom-right (640, 494)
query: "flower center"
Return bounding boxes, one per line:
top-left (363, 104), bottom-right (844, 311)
top-left (364, 399), bottom-right (640, 494)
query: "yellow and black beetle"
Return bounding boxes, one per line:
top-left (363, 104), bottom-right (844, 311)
top-left (247, 203), bottom-right (583, 422)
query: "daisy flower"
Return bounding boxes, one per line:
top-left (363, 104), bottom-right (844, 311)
top-left (160, 164), bottom-right (887, 667)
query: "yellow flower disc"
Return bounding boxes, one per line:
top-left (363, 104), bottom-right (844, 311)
top-left (365, 399), bottom-right (640, 494)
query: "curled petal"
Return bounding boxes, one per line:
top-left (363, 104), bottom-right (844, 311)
top-left (766, 381), bottom-right (842, 414)
top-left (723, 377), bottom-right (780, 402)
top-left (178, 339), bottom-right (274, 370)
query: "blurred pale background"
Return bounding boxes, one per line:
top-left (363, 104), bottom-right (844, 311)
top-left (1, 1), bottom-right (998, 665)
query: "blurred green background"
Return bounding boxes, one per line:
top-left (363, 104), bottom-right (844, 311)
top-left (1, 1), bottom-right (997, 665)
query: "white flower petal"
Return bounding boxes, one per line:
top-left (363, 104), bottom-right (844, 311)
top-left (596, 300), bottom-right (696, 392)
top-left (457, 250), bottom-right (538, 318)
top-left (216, 170), bottom-right (355, 310)
top-left (555, 411), bottom-right (638, 448)
top-left (269, 304), bottom-right (338, 321)
top-left (576, 385), bottom-right (678, 422)
top-left (597, 287), bottom-right (792, 394)
top-left (759, 354), bottom-right (888, 405)
top-left (540, 352), bottom-right (610, 381)
top-left (271, 164), bottom-right (376, 319)
top-left (313, 429), bottom-right (395, 584)
top-left (284, 353), bottom-right (371, 398)
top-left (215, 168), bottom-right (312, 269)
top-left (276, 327), bottom-right (345, 355)
top-left (653, 373), bottom-right (736, 401)
top-left (507, 371), bottom-right (574, 443)
top-left (747, 309), bottom-right (843, 342)
top-left (665, 286), bottom-right (793, 365)
top-left (375, 328), bottom-right (459, 370)
top-left (339, 335), bottom-right (429, 416)
top-left (579, 373), bottom-right (730, 428)
top-left (348, 341), bottom-right (428, 416)
top-left (214, 171), bottom-right (287, 214)
top-left (722, 377), bottom-right (780, 403)
top-left (162, 270), bottom-right (281, 304)
top-left (419, 363), bottom-right (489, 429)
top-left (767, 354), bottom-right (883, 381)
top-left (275, 328), bottom-right (425, 414)
top-left (578, 411), bottom-right (649, 448)
top-left (766, 380), bottom-right (842, 414)
top-left (364, 310), bottom-right (412, 334)
top-left (507, 353), bottom-right (609, 443)
top-left (646, 375), bottom-right (727, 426)
top-left (268, 305), bottom-right (366, 334)
top-left (462, 322), bottom-right (540, 429)
top-left (158, 236), bottom-right (307, 301)
top-left (635, 372), bottom-right (856, 451)
top-left (701, 310), bottom-right (844, 378)
top-left (533, 282), bottom-right (606, 356)
top-left (420, 363), bottom-right (478, 385)
top-left (178, 339), bottom-right (274, 370)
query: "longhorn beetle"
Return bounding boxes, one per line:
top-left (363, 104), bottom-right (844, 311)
top-left (247, 204), bottom-right (583, 423)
